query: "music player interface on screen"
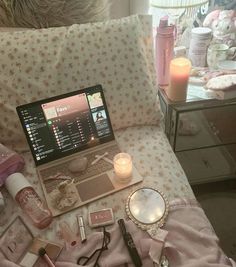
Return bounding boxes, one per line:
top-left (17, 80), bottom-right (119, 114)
top-left (42, 94), bottom-right (95, 151)
top-left (18, 87), bottom-right (113, 164)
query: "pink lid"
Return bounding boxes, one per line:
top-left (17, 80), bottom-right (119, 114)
top-left (159, 16), bottom-right (169, 27)
top-left (157, 16), bottom-right (175, 36)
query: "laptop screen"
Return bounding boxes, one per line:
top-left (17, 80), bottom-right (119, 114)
top-left (16, 85), bottom-right (115, 166)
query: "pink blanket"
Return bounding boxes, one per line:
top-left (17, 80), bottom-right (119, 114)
top-left (1, 199), bottom-right (235, 267)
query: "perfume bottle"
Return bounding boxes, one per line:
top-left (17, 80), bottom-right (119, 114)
top-left (5, 173), bottom-right (53, 229)
top-left (0, 143), bottom-right (25, 212)
top-left (155, 16), bottom-right (175, 86)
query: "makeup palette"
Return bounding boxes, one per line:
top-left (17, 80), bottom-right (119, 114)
top-left (0, 216), bottom-right (63, 266)
top-left (20, 238), bottom-right (63, 267)
top-left (88, 208), bottom-right (115, 228)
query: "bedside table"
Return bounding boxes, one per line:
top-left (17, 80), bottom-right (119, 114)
top-left (158, 84), bottom-right (236, 185)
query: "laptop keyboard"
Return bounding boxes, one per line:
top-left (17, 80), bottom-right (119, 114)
top-left (39, 143), bottom-right (121, 193)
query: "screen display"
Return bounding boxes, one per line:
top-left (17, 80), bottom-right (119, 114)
top-left (16, 85), bottom-right (115, 166)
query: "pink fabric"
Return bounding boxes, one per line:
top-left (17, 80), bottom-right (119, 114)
top-left (163, 199), bottom-right (236, 267)
top-left (1, 199), bottom-right (235, 267)
top-left (55, 199), bottom-right (236, 267)
top-left (56, 222), bottom-right (163, 267)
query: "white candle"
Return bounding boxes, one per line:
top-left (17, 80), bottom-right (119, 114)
top-left (113, 153), bottom-right (132, 182)
top-left (167, 57), bottom-right (191, 101)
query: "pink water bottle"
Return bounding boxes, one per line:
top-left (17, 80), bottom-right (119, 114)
top-left (156, 16), bottom-right (175, 87)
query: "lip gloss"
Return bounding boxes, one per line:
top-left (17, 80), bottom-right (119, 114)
top-left (59, 221), bottom-right (78, 247)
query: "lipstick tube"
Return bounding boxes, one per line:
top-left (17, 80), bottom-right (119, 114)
top-left (77, 215), bottom-right (87, 243)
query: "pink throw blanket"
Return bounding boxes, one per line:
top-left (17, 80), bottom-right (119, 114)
top-left (1, 199), bottom-right (235, 267)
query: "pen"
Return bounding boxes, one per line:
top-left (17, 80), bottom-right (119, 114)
top-left (118, 219), bottom-right (142, 267)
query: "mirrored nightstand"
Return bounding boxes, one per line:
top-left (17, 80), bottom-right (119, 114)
top-left (158, 84), bottom-right (236, 185)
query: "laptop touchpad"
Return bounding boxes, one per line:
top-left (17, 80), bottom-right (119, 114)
top-left (76, 174), bottom-right (114, 202)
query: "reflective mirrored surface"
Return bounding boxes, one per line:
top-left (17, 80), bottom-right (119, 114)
top-left (126, 187), bottom-right (168, 230)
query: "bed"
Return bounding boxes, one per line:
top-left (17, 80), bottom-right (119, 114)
top-left (0, 12), bottom-right (235, 267)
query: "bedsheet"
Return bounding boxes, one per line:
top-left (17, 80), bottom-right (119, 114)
top-left (0, 125), bottom-right (194, 241)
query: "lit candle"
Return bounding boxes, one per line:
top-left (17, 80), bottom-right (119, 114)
top-left (113, 153), bottom-right (132, 182)
top-left (167, 57), bottom-right (191, 101)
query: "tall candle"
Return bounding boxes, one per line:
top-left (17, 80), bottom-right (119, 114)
top-left (113, 153), bottom-right (132, 183)
top-left (167, 57), bottom-right (191, 101)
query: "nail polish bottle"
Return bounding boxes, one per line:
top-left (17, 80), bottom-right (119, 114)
top-left (5, 173), bottom-right (53, 229)
top-left (59, 221), bottom-right (78, 247)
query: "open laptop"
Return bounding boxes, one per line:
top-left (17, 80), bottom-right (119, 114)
top-left (16, 85), bottom-right (143, 216)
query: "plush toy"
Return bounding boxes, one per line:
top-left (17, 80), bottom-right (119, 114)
top-left (203, 9), bottom-right (236, 47)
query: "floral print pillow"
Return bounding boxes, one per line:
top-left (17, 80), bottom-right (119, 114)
top-left (0, 15), bottom-right (161, 151)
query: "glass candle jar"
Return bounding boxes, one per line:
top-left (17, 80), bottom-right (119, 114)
top-left (113, 153), bottom-right (132, 183)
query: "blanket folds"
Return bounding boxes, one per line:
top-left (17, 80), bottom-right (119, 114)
top-left (1, 199), bottom-right (235, 267)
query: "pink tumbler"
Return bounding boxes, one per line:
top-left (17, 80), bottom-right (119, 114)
top-left (156, 16), bottom-right (175, 87)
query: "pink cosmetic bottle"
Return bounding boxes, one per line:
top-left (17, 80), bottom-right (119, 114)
top-left (156, 16), bottom-right (175, 87)
top-left (0, 143), bottom-right (25, 212)
top-left (5, 173), bottom-right (53, 229)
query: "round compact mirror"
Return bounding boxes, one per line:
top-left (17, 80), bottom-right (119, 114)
top-left (126, 187), bottom-right (169, 232)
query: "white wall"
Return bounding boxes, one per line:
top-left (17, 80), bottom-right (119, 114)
top-left (130, 0), bottom-right (149, 15)
top-left (110, 0), bottom-right (130, 18)
top-left (110, 0), bottom-right (149, 19)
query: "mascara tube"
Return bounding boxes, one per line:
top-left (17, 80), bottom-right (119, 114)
top-left (77, 215), bottom-right (87, 243)
top-left (118, 219), bottom-right (142, 267)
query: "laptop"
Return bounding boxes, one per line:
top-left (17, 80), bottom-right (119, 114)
top-left (16, 85), bottom-right (143, 216)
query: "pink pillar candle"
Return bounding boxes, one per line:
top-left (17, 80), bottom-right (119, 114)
top-left (167, 57), bottom-right (191, 101)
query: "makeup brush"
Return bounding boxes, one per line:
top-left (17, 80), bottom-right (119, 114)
top-left (38, 247), bottom-right (56, 267)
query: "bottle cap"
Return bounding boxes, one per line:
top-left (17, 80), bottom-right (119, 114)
top-left (191, 27), bottom-right (212, 38)
top-left (156, 15), bottom-right (175, 36)
top-left (159, 16), bottom-right (168, 27)
top-left (5, 173), bottom-right (32, 198)
top-left (157, 24), bottom-right (175, 36)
